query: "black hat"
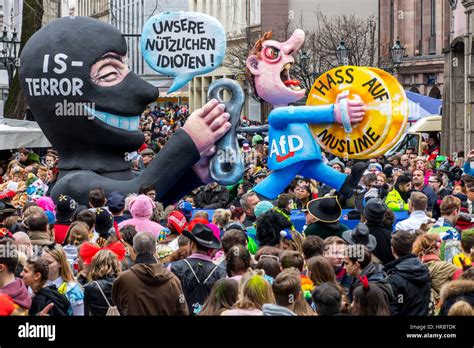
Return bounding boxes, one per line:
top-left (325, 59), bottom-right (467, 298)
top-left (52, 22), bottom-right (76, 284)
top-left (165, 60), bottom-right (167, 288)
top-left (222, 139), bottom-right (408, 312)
top-left (55, 194), bottom-right (77, 222)
top-left (183, 223), bottom-right (221, 249)
top-left (364, 198), bottom-right (387, 224)
top-left (0, 202), bottom-right (16, 220)
top-left (342, 223), bottom-right (377, 251)
top-left (107, 191), bottom-right (125, 214)
top-left (95, 208), bottom-right (114, 236)
top-left (307, 196), bottom-right (342, 223)
top-left (396, 173), bottom-right (412, 186)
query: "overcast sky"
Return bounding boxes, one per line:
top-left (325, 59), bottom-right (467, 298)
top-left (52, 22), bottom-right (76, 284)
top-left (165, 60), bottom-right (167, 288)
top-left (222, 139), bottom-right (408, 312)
top-left (288, 0), bottom-right (378, 30)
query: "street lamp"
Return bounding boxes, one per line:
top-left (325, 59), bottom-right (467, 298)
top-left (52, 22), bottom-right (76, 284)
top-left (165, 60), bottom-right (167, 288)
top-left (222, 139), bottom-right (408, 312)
top-left (299, 51), bottom-right (310, 73)
top-left (0, 27), bottom-right (21, 89)
top-left (336, 39), bottom-right (350, 66)
top-left (390, 37), bottom-right (405, 75)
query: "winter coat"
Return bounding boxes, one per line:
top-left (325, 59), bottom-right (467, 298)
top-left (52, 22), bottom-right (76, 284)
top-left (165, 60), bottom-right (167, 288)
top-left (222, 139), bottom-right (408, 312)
top-left (195, 184), bottom-right (229, 209)
top-left (385, 188), bottom-right (409, 212)
top-left (349, 262), bottom-right (395, 303)
top-left (421, 254), bottom-right (463, 302)
top-left (84, 277), bottom-right (116, 316)
top-left (28, 230), bottom-right (54, 248)
top-left (439, 279), bottom-right (474, 315)
top-left (29, 285), bottom-right (72, 316)
top-left (304, 221), bottom-right (349, 239)
top-left (366, 223), bottom-right (395, 265)
top-left (118, 195), bottom-right (164, 239)
top-left (384, 254), bottom-right (431, 316)
top-left (171, 254), bottom-right (227, 315)
top-left (0, 278), bottom-right (32, 311)
top-left (112, 256), bottom-right (188, 315)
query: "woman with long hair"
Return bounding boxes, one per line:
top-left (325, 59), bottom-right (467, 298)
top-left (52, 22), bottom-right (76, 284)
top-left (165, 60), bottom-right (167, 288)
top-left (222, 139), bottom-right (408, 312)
top-left (351, 280), bottom-right (390, 316)
top-left (221, 270), bottom-right (275, 316)
top-left (198, 279), bottom-right (239, 316)
top-left (21, 257), bottom-right (72, 316)
top-left (83, 249), bottom-right (121, 316)
top-left (42, 243), bottom-right (84, 315)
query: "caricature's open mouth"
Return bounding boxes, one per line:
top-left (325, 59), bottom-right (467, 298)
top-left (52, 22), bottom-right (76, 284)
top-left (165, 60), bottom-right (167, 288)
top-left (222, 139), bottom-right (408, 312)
top-left (86, 107), bottom-right (140, 131)
top-left (280, 63), bottom-right (302, 92)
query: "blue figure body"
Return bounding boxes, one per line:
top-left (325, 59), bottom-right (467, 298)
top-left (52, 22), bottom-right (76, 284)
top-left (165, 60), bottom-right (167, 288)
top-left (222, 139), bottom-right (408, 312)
top-left (253, 105), bottom-right (348, 199)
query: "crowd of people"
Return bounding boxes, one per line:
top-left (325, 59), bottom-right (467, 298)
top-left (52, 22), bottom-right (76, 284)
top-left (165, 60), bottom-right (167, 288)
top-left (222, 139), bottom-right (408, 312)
top-left (0, 106), bottom-right (473, 316)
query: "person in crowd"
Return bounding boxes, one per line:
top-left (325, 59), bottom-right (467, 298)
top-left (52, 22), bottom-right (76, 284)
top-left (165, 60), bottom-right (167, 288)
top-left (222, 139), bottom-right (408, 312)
top-left (195, 182), bottom-right (229, 209)
top-left (294, 185), bottom-right (312, 210)
top-left (385, 173), bottom-right (412, 212)
top-left (428, 175), bottom-right (450, 219)
top-left (88, 188), bottom-right (107, 212)
top-left (24, 212), bottom-right (54, 249)
top-left (412, 169), bottom-right (437, 214)
top-left (350, 281), bottom-right (390, 316)
top-left (107, 191), bottom-right (128, 224)
top-left (212, 209), bottom-right (231, 236)
top-left (83, 249), bottom-right (121, 316)
top-left (118, 195), bottom-right (164, 239)
top-left (311, 282), bottom-right (342, 316)
top-left (170, 223), bottom-right (226, 315)
top-left (385, 230), bottom-right (431, 316)
top-left (112, 232), bottom-right (188, 315)
top-left (240, 191), bottom-right (260, 227)
top-left (429, 195), bottom-right (462, 263)
top-left (74, 209), bottom-right (96, 235)
top-left (21, 257), bottom-right (72, 316)
top-left (221, 270), bottom-right (275, 316)
top-left (12, 232), bottom-right (34, 259)
top-left (304, 197), bottom-right (348, 239)
top-left (344, 245), bottom-right (394, 302)
top-left (42, 243), bottom-right (84, 315)
top-left (439, 271), bottom-right (474, 315)
top-left (394, 192), bottom-right (431, 231)
top-left (54, 195), bottom-right (78, 244)
top-left (453, 229), bottom-right (474, 269)
top-left (323, 236), bottom-right (352, 291)
top-left (279, 229), bottom-right (304, 253)
top-left (256, 210), bottom-right (292, 248)
top-left (256, 256), bottom-right (281, 280)
top-left (412, 233), bottom-right (463, 311)
top-left (262, 268), bottom-right (301, 316)
top-left (302, 235), bottom-right (324, 261)
top-left (0, 240), bottom-right (31, 314)
top-left (226, 245), bottom-right (251, 283)
top-left (198, 278), bottom-right (239, 316)
top-left (363, 198), bottom-right (395, 264)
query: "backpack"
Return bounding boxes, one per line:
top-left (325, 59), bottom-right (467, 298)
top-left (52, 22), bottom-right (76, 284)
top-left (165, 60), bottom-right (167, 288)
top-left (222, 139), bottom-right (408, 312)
top-left (94, 281), bottom-right (120, 316)
top-left (182, 259), bottom-right (220, 315)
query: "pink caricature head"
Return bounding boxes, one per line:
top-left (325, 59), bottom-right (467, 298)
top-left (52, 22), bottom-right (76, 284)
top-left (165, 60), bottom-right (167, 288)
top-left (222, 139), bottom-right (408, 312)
top-left (246, 29), bottom-right (306, 108)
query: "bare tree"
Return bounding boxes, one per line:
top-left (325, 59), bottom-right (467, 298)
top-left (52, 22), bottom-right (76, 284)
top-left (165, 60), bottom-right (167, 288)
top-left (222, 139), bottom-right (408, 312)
top-left (223, 8), bottom-right (386, 101)
top-left (4, 0), bottom-right (44, 120)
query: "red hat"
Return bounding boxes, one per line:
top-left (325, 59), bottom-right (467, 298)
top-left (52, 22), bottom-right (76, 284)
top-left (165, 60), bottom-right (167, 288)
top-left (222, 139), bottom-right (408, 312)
top-left (138, 143), bottom-right (148, 153)
top-left (167, 210), bottom-right (187, 234)
top-left (186, 217), bottom-right (209, 233)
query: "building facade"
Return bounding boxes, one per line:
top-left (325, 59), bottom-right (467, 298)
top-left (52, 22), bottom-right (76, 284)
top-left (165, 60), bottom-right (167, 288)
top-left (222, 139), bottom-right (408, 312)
top-left (379, 0), bottom-right (450, 99)
top-left (442, 0), bottom-right (474, 156)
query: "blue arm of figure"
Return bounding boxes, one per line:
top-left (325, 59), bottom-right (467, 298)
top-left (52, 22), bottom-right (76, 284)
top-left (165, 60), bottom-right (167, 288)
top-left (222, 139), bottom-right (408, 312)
top-left (268, 104), bottom-right (335, 130)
